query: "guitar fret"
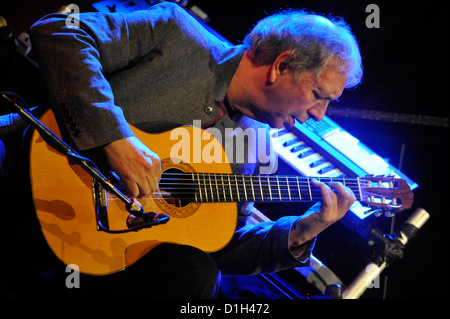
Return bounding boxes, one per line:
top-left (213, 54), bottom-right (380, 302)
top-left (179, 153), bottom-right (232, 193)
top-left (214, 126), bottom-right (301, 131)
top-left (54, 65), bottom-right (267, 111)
top-left (357, 177), bottom-right (362, 201)
top-left (267, 176), bottom-right (272, 201)
top-left (235, 174), bottom-right (240, 202)
top-left (228, 175), bottom-right (233, 202)
top-left (221, 174), bottom-right (226, 202)
top-left (196, 173), bottom-right (201, 202)
top-left (276, 176), bottom-right (281, 200)
top-left (208, 173), bottom-right (214, 202)
top-left (214, 174), bottom-right (220, 202)
top-left (286, 176), bottom-right (291, 201)
top-left (296, 176), bottom-right (301, 200)
top-left (242, 175), bottom-right (248, 201)
top-left (193, 173), bottom-right (199, 202)
top-left (258, 176), bottom-right (264, 201)
top-left (249, 176), bottom-right (255, 201)
top-left (307, 177), bottom-right (312, 200)
top-left (203, 173), bottom-right (209, 202)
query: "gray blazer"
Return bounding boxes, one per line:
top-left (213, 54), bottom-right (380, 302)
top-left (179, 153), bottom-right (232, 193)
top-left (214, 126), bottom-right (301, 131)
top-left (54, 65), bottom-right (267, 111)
top-left (30, 2), bottom-right (314, 275)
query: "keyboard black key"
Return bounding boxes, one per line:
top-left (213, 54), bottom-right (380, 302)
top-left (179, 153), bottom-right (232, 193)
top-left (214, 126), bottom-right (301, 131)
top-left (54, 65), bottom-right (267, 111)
top-left (283, 138), bottom-right (299, 147)
top-left (318, 165), bottom-right (336, 174)
top-left (310, 158), bottom-right (328, 167)
top-left (291, 144), bottom-right (309, 152)
top-left (298, 149), bottom-right (315, 158)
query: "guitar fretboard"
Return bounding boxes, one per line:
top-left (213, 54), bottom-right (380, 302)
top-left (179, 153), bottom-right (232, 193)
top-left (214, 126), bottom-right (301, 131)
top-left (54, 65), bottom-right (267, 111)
top-left (159, 173), bottom-right (363, 203)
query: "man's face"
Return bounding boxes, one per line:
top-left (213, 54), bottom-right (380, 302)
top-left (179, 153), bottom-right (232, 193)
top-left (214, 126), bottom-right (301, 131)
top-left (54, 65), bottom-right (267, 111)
top-left (240, 65), bottom-right (349, 128)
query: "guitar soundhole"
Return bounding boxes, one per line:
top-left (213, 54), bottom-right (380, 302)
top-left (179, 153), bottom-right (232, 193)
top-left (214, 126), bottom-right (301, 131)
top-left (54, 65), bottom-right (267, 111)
top-left (160, 168), bottom-right (195, 207)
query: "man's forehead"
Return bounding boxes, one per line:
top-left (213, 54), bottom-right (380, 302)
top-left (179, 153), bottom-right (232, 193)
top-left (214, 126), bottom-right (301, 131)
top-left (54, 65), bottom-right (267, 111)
top-left (317, 67), bottom-right (349, 97)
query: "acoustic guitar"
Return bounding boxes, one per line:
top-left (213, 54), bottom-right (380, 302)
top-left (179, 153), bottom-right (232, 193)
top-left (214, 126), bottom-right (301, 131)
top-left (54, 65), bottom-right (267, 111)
top-left (29, 110), bottom-right (413, 275)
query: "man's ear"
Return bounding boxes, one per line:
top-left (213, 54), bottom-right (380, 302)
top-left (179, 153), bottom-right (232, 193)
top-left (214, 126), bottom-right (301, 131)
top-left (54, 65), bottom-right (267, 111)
top-left (268, 51), bottom-right (293, 84)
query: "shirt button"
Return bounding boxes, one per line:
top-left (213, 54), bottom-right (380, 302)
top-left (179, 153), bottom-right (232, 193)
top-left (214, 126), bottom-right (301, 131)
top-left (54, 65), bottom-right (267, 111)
top-left (203, 105), bottom-right (214, 114)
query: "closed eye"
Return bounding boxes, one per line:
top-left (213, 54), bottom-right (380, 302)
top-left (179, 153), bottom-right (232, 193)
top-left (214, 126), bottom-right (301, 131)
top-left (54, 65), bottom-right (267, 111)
top-left (313, 90), bottom-right (321, 99)
top-left (313, 90), bottom-right (339, 102)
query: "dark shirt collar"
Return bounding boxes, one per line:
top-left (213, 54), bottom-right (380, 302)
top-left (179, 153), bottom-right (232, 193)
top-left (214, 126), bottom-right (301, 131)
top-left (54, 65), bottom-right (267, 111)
top-left (211, 44), bottom-right (245, 103)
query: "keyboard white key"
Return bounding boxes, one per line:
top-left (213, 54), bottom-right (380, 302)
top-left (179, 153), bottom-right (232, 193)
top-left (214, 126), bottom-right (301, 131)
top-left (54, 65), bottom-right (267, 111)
top-left (271, 129), bottom-right (346, 178)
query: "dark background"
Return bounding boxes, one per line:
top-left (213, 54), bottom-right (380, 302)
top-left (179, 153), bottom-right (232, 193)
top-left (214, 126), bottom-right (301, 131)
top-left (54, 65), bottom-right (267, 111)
top-left (1, 0), bottom-right (448, 299)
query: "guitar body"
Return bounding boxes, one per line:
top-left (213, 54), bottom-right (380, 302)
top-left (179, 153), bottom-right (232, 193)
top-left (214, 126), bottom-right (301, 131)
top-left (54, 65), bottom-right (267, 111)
top-left (29, 110), bottom-right (237, 275)
top-left (28, 110), bottom-right (414, 276)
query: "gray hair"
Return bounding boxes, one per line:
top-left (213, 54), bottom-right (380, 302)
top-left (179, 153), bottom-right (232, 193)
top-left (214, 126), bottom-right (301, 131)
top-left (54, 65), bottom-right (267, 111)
top-left (243, 9), bottom-right (363, 88)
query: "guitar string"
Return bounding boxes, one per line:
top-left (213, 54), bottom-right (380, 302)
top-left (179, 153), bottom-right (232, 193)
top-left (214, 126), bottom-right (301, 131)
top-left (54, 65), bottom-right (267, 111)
top-left (106, 172), bottom-right (366, 201)
top-left (105, 194), bottom-right (347, 202)
top-left (106, 186), bottom-right (363, 202)
top-left (108, 182), bottom-right (363, 195)
top-left (159, 173), bottom-right (364, 183)
top-left (160, 172), bottom-right (363, 181)
top-left (109, 176), bottom-right (363, 191)
top-left (156, 173), bottom-right (363, 186)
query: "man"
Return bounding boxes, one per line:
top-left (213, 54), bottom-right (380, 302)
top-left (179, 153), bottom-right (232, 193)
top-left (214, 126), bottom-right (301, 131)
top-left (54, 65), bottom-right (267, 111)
top-left (29, 2), bottom-right (361, 298)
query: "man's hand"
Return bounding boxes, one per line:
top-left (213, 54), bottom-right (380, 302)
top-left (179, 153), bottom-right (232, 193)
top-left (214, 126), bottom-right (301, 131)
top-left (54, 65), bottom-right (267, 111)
top-left (103, 136), bottom-right (161, 198)
top-left (311, 179), bottom-right (356, 226)
top-left (289, 179), bottom-right (356, 258)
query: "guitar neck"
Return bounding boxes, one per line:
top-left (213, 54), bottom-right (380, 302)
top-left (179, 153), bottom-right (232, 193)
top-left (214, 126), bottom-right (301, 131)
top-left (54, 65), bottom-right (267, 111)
top-left (160, 173), bottom-right (363, 203)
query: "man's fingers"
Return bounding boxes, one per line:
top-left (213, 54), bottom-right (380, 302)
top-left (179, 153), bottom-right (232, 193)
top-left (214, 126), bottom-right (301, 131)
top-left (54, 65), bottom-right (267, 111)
top-left (327, 181), bottom-right (356, 210)
top-left (311, 179), bottom-right (356, 212)
top-left (122, 179), bottom-right (140, 199)
top-left (312, 180), bottom-right (355, 199)
top-left (311, 179), bottom-right (335, 203)
top-left (103, 136), bottom-right (162, 198)
top-left (328, 181), bottom-right (354, 196)
top-left (144, 175), bottom-right (160, 197)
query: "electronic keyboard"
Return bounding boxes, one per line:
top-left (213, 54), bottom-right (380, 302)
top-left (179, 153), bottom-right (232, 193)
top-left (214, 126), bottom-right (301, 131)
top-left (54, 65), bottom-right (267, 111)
top-left (270, 115), bottom-right (418, 225)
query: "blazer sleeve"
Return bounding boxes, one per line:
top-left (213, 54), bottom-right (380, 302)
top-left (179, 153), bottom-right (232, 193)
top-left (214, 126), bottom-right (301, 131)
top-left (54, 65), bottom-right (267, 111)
top-left (210, 202), bottom-right (317, 276)
top-left (30, 3), bottom-right (183, 150)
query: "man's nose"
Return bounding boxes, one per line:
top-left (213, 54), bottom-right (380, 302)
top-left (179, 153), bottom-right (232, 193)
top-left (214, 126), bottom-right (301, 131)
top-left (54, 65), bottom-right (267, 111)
top-left (307, 101), bottom-right (329, 122)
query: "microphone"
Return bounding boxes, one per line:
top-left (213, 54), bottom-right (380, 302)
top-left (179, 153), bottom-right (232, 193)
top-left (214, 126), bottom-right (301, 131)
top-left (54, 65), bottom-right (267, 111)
top-left (395, 207), bottom-right (430, 245)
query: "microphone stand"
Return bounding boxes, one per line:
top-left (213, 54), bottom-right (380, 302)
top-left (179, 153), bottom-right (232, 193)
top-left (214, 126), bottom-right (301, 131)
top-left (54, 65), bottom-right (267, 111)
top-left (1, 92), bottom-right (169, 232)
top-left (342, 207), bottom-right (430, 299)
